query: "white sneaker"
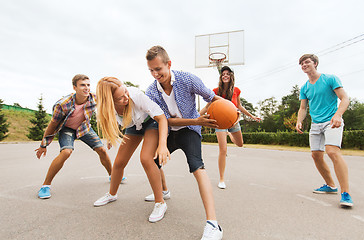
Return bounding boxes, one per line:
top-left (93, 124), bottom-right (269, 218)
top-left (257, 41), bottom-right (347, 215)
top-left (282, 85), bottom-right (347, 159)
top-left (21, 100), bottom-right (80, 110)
top-left (145, 190), bottom-right (171, 202)
top-left (201, 221), bottom-right (223, 240)
top-left (218, 182), bottom-right (226, 189)
top-left (94, 193), bottom-right (117, 207)
top-left (148, 202), bottom-right (167, 223)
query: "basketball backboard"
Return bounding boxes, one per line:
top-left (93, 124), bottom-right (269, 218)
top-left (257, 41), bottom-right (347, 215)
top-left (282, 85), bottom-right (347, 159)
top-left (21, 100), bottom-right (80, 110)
top-left (195, 30), bottom-right (245, 70)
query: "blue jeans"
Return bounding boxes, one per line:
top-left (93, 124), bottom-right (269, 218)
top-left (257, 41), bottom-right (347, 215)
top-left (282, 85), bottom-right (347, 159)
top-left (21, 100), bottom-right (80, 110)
top-left (215, 122), bottom-right (241, 133)
top-left (58, 127), bottom-right (104, 151)
top-left (124, 117), bottom-right (158, 136)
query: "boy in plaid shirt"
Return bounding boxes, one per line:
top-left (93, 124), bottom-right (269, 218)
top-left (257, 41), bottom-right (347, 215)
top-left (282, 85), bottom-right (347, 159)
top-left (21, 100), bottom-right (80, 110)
top-left (35, 74), bottom-right (112, 199)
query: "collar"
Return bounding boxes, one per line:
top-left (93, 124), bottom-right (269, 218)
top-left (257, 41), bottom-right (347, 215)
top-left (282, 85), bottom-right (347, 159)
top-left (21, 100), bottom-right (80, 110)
top-left (156, 70), bottom-right (175, 92)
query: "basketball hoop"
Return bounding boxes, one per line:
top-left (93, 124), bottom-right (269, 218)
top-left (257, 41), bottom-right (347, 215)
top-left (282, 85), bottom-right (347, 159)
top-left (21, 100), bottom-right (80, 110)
top-left (209, 52), bottom-right (226, 73)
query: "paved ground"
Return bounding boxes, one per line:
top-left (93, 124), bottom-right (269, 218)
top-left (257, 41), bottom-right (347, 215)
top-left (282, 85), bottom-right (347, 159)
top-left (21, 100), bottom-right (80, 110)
top-left (0, 142), bottom-right (363, 240)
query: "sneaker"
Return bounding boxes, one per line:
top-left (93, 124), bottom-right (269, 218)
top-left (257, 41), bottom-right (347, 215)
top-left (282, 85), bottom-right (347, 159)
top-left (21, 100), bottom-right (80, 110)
top-left (109, 176), bottom-right (127, 184)
top-left (313, 184), bottom-right (338, 194)
top-left (340, 192), bottom-right (353, 207)
top-left (201, 221), bottom-right (223, 240)
top-left (148, 202), bottom-right (167, 223)
top-left (218, 182), bottom-right (226, 189)
top-left (94, 193), bottom-right (117, 207)
top-left (38, 186), bottom-right (51, 199)
top-left (145, 190), bottom-right (171, 202)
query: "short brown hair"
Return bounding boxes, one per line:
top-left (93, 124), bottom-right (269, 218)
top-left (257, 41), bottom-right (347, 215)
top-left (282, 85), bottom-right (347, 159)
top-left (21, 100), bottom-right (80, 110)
top-left (146, 45), bottom-right (170, 64)
top-left (72, 74), bottom-right (89, 86)
top-left (299, 54), bottom-right (319, 68)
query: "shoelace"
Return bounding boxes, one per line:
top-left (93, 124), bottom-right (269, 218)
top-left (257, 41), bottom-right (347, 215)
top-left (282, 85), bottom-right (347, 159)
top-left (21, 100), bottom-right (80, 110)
top-left (203, 223), bottom-right (217, 237)
top-left (152, 203), bottom-right (163, 215)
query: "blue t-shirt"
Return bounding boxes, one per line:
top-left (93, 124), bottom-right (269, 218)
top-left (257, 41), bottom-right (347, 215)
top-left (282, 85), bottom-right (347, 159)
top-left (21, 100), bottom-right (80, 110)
top-left (299, 74), bottom-right (343, 123)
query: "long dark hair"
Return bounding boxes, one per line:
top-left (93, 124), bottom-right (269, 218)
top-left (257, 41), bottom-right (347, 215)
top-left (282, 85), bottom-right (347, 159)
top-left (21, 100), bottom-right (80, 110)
top-left (217, 70), bottom-right (235, 101)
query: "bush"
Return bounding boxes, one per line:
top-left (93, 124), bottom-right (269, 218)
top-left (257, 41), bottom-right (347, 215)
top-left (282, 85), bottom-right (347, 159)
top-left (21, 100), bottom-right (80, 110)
top-left (202, 130), bottom-right (364, 149)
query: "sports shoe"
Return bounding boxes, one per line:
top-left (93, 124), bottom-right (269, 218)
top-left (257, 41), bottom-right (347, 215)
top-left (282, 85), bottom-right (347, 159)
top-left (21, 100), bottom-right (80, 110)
top-left (148, 202), bottom-right (167, 223)
top-left (38, 186), bottom-right (51, 199)
top-left (94, 193), bottom-right (117, 207)
top-left (201, 221), bottom-right (223, 240)
top-left (109, 176), bottom-right (127, 184)
top-left (340, 192), bottom-right (353, 207)
top-left (218, 182), bottom-right (226, 189)
top-left (313, 184), bottom-right (338, 194)
top-left (145, 190), bottom-right (171, 202)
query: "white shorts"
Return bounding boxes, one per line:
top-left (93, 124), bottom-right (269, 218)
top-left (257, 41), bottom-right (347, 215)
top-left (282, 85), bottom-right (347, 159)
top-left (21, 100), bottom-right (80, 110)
top-left (309, 120), bottom-right (344, 151)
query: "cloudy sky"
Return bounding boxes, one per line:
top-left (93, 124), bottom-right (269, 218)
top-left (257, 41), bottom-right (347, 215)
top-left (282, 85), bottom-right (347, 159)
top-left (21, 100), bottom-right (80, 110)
top-left (1, 0), bottom-right (363, 113)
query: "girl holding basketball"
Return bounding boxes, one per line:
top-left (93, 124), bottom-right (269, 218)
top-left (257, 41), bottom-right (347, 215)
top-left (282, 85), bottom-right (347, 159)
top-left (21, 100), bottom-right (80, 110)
top-left (200, 66), bottom-right (260, 189)
top-left (93, 77), bottom-right (170, 223)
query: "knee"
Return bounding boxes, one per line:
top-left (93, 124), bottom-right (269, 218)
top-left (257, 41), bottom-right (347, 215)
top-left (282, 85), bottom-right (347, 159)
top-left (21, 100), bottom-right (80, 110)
top-left (326, 147), bottom-right (341, 160)
top-left (236, 142), bottom-right (244, 147)
top-left (60, 149), bottom-right (72, 159)
top-left (140, 156), bottom-right (151, 167)
top-left (95, 147), bottom-right (107, 156)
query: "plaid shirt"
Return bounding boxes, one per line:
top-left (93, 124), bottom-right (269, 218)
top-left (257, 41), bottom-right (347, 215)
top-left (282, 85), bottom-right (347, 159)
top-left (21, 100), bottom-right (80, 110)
top-left (146, 70), bottom-right (215, 136)
top-left (41, 93), bottom-right (96, 147)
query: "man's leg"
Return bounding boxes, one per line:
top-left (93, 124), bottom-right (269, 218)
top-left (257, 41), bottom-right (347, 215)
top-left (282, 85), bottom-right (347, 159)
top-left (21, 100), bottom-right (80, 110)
top-left (43, 149), bottom-right (73, 185)
top-left (193, 168), bottom-right (217, 220)
top-left (80, 128), bottom-right (112, 175)
top-left (326, 145), bottom-right (349, 193)
top-left (311, 150), bottom-right (336, 188)
top-left (94, 147), bottom-right (112, 176)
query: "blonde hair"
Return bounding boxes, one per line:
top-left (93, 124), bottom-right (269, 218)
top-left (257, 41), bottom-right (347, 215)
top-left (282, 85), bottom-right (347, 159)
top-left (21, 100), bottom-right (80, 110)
top-left (96, 77), bottom-right (134, 145)
top-left (217, 70), bottom-right (235, 101)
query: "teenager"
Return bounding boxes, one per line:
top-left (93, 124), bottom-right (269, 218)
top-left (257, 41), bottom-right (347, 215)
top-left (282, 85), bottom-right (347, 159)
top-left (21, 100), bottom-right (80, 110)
top-left (145, 46), bottom-right (223, 240)
top-left (93, 77), bottom-right (170, 223)
top-left (200, 66), bottom-right (260, 189)
top-left (35, 74), bottom-right (112, 199)
top-left (296, 54), bottom-right (353, 207)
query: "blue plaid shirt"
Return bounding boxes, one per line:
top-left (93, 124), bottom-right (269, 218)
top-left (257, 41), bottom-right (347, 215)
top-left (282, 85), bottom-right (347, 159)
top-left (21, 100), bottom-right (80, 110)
top-left (146, 70), bottom-right (215, 136)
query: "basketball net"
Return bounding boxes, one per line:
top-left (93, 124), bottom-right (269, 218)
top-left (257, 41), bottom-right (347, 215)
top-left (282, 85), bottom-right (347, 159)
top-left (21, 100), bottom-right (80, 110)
top-left (209, 52), bottom-right (226, 74)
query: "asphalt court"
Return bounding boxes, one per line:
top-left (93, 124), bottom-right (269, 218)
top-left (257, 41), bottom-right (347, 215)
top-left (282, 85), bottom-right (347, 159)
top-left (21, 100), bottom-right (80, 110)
top-left (0, 142), bottom-right (363, 240)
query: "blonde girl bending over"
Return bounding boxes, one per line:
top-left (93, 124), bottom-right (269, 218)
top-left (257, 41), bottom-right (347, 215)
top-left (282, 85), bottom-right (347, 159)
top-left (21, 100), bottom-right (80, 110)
top-left (93, 77), bottom-right (170, 223)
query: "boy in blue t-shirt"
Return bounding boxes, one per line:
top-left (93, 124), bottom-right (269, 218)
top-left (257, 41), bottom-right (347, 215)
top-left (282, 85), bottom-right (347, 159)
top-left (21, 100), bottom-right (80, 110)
top-left (295, 54), bottom-right (352, 207)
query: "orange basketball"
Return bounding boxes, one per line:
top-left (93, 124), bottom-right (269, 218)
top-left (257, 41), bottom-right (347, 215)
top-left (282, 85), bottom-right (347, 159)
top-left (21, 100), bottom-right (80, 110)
top-left (207, 99), bottom-right (239, 129)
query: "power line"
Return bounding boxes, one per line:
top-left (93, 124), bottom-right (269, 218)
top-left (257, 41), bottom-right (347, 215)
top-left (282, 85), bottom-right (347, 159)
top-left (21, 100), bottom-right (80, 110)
top-left (243, 33), bottom-right (364, 83)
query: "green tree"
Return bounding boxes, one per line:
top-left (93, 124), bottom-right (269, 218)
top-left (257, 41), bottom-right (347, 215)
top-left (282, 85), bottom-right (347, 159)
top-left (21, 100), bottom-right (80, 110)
top-left (124, 81), bottom-right (139, 88)
top-left (27, 95), bottom-right (49, 140)
top-left (0, 99), bottom-right (10, 141)
top-left (240, 97), bottom-right (260, 132)
top-left (343, 98), bottom-right (364, 130)
top-left (257, 97), bottom-right (279, 132)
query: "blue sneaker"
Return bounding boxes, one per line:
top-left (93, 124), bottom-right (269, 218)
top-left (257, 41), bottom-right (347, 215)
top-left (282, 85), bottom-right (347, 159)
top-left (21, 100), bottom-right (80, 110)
top-left (340, 192), bottom-right (353, 207)
top-left (109, 176), bottom-right (127, 184)
top-left (38, 186), bottom-right (51, 199)
top-left (313, 184), bottom-right (338, 194)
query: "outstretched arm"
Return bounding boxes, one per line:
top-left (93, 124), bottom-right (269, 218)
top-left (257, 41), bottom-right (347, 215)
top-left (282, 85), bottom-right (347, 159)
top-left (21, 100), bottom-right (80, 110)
top-left (237, 97), bottom-right (261, 122)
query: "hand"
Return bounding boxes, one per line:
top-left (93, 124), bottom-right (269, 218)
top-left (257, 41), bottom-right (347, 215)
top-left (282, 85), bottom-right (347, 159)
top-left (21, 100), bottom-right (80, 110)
top-left (295, 122), bottom-right (303, 134)
top-left (330, 114), bottom-right (342, 128)
top-left (154, 145), bottom-right (171, 166)
top-left (252, 116), bottom-right (261, 122)
top-left (35, 147), bottom-right (47, 159)
top-left (196, 114), bottom-right (219, 128)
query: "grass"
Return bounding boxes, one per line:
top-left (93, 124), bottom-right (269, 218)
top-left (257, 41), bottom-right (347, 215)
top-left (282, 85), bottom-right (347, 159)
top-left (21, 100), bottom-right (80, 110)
top-left (203, 142), bottom-right (364, 157)
top-left (1, 109), bottom-right (50, 142)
